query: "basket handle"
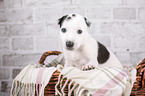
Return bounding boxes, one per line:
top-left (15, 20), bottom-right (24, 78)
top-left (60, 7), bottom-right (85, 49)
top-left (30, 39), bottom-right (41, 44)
top-left (39, 51), bottom-right (62, 65)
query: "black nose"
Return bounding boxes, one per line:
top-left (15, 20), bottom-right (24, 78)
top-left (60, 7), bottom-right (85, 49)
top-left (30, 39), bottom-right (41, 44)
top-left (66, 41), bottom-right (74, 48)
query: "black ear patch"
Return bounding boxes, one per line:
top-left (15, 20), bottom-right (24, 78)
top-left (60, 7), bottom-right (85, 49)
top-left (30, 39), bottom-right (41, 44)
top-left (97, 42), bottom-right (110, 64)
top-left (58, 15), bottom-right (68, 28)
top-left (84, 17), bottom-right (91, 27)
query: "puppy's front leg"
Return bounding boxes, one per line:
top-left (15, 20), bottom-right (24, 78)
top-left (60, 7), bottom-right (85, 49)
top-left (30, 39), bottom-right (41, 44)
top-left (64, 59), bottom-right (73, 67)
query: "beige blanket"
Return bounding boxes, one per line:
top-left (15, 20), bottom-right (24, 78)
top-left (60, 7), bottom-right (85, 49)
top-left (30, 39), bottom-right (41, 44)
top-left (55, 65), bottom-right (130, 96)
top-left (10, 64), bottom-right (56, 96)
top-left (10, 53), bottom-right (136, 96)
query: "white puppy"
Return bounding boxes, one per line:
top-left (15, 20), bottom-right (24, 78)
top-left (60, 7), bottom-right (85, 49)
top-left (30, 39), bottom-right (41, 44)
top-left (58, 13), bottom-right (122, 70)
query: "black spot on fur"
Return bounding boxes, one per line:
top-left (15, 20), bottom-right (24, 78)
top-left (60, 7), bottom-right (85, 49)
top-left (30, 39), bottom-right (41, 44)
top-left (58, 15), bottom-right (68, 28)
top-left (84, 17), bottom-right (91, 27)
top-left (97, 42), bottom-right (110, 64)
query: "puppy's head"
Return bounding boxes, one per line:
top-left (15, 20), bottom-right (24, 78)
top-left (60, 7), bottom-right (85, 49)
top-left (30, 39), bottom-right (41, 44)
top-left (58, 13), bottom-right (91, 51)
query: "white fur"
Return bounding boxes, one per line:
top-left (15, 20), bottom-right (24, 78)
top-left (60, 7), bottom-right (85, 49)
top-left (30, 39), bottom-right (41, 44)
top-left (60, 13), bottom-right (122, 70)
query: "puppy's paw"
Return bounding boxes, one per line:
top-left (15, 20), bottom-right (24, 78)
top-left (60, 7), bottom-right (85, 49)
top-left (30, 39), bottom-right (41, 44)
top-left (82, 65), bottom-right (96, 71)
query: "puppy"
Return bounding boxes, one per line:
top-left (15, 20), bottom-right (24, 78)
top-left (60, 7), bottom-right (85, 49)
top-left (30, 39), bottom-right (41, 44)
top-left (58, 13), bottom-right (122, 70)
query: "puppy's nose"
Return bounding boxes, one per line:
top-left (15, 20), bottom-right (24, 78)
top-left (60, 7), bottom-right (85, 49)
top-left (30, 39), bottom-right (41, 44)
top-left (66, 41), bottom-right (74, 48)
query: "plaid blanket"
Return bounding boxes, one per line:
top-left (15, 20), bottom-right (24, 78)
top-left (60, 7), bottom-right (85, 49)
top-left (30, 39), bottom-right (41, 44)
top-left (10, 54), bottom-right (136, 96)
top-left (10, 64), bottom-right (56, 96)
top-left (55, 66), bottom-right (128, 96)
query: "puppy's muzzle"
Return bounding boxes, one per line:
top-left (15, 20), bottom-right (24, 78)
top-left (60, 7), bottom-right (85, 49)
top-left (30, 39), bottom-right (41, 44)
top-left (66, 41), bottom-right (74, 50)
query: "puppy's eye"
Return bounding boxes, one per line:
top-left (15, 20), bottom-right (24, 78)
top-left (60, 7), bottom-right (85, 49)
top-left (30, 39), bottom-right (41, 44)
top-left (61, 28), bottom-right (67, 33)
top-left (77, 30), bottom-right (82, 34)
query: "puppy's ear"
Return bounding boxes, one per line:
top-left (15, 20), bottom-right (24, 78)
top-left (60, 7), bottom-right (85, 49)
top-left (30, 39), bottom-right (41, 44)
top-left (58, 15), bottom-right (68, 28)
top-left (84, 17), bottom-right (91, 27)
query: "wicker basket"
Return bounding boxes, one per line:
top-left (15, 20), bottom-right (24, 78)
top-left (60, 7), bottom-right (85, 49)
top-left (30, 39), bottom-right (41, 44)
top-left (39, 51), bottom-right (74, 96)
top-left (39, 51), bottom-right (145, 96)
top-left (130, 58), bottom-right (145, 96)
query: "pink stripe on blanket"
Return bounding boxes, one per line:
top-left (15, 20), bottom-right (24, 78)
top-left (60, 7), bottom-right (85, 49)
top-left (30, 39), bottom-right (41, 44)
top-left (36, 68), bottom-right (46, 96)
top-left (93, 72), bottom-right (125, 96)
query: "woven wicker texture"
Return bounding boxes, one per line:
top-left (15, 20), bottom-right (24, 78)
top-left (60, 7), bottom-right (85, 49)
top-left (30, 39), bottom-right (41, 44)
top-left (44, 70), bottom-right (60, 96)
top-left (39, 51), bottom-right (62, 65)
top-left (131, 58), bottom-right (145, 96)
